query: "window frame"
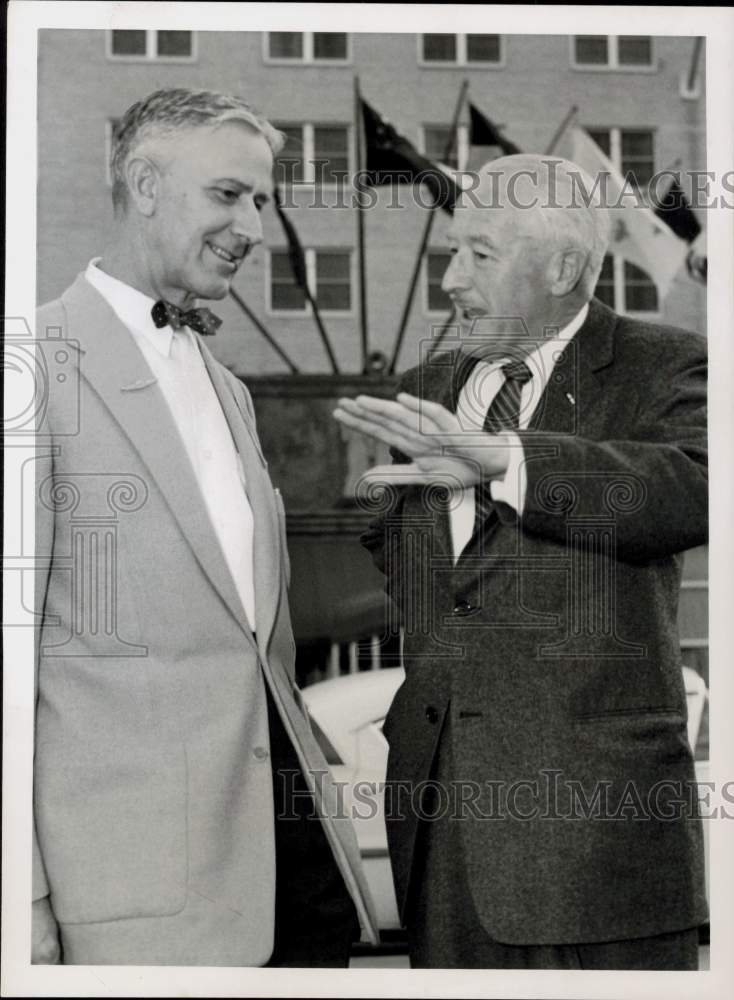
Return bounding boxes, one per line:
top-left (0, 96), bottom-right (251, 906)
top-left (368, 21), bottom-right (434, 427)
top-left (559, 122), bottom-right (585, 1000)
top-left (570, 34), bottom-right (656, 72)
top-left (417, 33), bottom-right (505, 69)
top-left (420, 124), bottom-right (469, 172)
top-left (263, 31), bottom-right (352, 65)
top-left (596, 253), bottom-right (661, 320)
top-left (274, 122), bottom-right (352, 188)
top-left (267, 247), bottom-right (355, 318)
top-left (106, 29), bottom-right (197, 63)
top-left (584, 125), bottom-right (656, 192)
top-left (423, 248), bottom-right (453, 316)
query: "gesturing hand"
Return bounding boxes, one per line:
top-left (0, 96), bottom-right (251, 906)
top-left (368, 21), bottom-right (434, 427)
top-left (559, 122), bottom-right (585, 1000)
top-left (334, 392), bottom-right (510, 488)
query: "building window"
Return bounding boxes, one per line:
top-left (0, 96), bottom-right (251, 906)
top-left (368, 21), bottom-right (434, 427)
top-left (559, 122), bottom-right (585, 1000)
top-left (274, 123), bottom-right (350, 186)
top-left (425, 251), bottom-right (453, 313)
top-left (421, 125), bottom-right (469, 171)
top-left (595, 255), bottom-right (658, 314)
top-left (265, 32), bottom-right (349, 63)
top-left (269, 249), bottom-right (352, 314)
top-left (108, 29), bottom-right (195, 60)
top-left (420, 33), bottom-right (502, 66)
top-left (572, 35), bottom-right (653, 69)
top-left (586, 127), bottom-right (655, 189)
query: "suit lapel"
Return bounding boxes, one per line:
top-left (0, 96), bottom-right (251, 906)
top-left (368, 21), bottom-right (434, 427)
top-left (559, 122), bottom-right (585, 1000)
top-left (63, 274), bottom-right (254, 638)
top-left (198, 342), bottom-right (281, 659)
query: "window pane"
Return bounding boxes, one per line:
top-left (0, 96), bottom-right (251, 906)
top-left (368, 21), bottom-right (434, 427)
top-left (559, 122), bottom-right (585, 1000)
top-left (316, 252), bottom-right (351, 311)
top-left (594, 254), bottom-right (616, 308)
top-left (313, 32), bottom-right (347, 59)
top-left (574, 35), bottom-right (608, 65)
top-left (427, 252), bottom-right (452, 312)
top-left (618, 36), bottom-right (652, 66)
top-left (466, 34), bottom-right (501, 63)
top-left (274, 124), bottom-right (305, 183)
top-left (423, 34), bottom-right (457, 62)
top-left (269, 32), bottom-right (303, 59)
top-left (621, 130), bottom-right (654, 188)
top-left (110, 30), bottom-right (146, 56)
top-left (313, 126), bottom-right (349, 185)
top-left (586, 129), bottom-right (612, 158)
top-left (423, 127), bottom-right (457, 169)
top-left (156, 30), bottom-right (192, 57)
top-left (624, 261), bottom-right (658, 312)
top-left (316, 252), bottom-right (350, 281)
top-left (271, 252), bottom-right (307, 310)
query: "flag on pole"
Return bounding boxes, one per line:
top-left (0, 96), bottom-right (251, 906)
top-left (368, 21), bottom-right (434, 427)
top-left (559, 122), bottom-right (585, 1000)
top-left (653, 177), bottom-right (702, 244)
top-left (469, 102), bottom-right (521, 156)
top-left (570, 127), bottom-right (689, 297)
top-left (686, 229), bottom-right (707, 284)
top-left (273, 187), bottom-right (307, 287)
top-left (361, 98), bottom-right (461, 212)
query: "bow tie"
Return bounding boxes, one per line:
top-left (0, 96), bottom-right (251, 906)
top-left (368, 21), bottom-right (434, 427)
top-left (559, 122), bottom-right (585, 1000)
top-left (151, 299), bottom-right (222, 336)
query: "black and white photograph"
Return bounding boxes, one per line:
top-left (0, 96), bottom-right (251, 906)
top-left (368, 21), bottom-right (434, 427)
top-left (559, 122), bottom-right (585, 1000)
top-left (3, 2), bottom-right (734, 997)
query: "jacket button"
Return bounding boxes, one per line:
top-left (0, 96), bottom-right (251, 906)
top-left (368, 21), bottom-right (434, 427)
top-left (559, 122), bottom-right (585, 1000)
top-left (453, 599), bottom-right (478, 616)
top-left (425, 706), bottom-right (439, 724)
top-left (253, 746), bottom-right (269, 761)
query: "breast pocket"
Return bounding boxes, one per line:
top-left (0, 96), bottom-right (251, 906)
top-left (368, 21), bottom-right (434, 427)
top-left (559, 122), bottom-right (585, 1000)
top-left (34, 739), bottom-right (188, 925)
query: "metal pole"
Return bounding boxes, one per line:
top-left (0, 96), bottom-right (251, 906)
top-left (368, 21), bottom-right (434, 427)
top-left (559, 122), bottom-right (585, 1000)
top-left (229, 288), bottom-right (300, 373)
top-left (354, 75), bottom-right (369, 372)
top-left (388, 78), bottom-right (469, 375)
top-left (544, 104), bottom-right (579, 156)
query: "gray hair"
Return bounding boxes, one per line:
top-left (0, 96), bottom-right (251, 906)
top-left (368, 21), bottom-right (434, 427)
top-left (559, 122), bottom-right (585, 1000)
top-left (469, 154), bottom-right (611, 298)
top-left (110, 88), bottom-right (285, 215)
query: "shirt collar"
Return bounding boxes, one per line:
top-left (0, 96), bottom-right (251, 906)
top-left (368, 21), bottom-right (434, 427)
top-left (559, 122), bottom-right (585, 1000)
top-left (84, 258), bottom-right (174, 357)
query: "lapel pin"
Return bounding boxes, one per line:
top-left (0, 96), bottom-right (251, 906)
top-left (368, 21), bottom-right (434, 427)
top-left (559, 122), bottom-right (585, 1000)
top-left (565, 392), bottom-right (576, 406)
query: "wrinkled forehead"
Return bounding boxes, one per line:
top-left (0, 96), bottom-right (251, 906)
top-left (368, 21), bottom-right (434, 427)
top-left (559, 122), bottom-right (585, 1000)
top-left (447, 201), bottom-right (547, 246)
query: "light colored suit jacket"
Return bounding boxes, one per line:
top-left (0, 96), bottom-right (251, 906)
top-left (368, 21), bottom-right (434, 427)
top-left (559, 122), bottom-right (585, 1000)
top-left (34, 273), bottom-right (378, 965)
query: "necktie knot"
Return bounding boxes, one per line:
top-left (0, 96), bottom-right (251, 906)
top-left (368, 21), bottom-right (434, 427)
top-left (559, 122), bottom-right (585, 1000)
top-left (500, 358), bottom-right (533, 386)
top-left (151, 300), bottom-right (222, 336)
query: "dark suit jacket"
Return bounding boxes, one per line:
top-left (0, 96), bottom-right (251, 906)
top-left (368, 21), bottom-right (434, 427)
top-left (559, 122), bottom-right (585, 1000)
top-left (362, 298), bottom-right (708, 946)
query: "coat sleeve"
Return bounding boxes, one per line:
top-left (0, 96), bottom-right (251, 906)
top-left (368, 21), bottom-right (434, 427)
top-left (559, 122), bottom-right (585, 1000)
top-left (501, 340), bottom-right (708, 562)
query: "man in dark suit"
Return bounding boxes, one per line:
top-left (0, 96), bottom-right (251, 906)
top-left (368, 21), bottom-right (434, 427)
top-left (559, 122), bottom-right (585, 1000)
top-left (335, 154), bottom-right (707, 969)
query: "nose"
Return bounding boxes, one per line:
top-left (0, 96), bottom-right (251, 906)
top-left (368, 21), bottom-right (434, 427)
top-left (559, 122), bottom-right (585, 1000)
top-left (230, 196), bottom-right (264, 246)
top-left (441, 252), bottom-right (471, 295)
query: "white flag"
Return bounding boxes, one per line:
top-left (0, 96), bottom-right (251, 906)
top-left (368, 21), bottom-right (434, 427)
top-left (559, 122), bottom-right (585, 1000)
top-left (570, 127), bottom-right (689, 297)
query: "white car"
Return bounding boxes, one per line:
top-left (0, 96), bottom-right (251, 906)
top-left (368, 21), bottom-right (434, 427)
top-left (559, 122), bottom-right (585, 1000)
top-left (302, 665), bottom-right (710, 932)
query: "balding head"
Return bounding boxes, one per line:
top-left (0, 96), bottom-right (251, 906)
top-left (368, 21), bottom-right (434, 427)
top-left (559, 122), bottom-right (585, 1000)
top-left (461, 154), bottom-right (610, 298)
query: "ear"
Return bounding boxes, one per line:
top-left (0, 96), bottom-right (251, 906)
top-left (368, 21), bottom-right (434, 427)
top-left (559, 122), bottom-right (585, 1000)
top-left (125, 156), bottom-right (159, 218)
top-left (548, 248), bottom-right (587, 296)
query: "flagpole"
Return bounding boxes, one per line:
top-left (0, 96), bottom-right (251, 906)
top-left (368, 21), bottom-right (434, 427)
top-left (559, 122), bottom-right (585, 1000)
top-left (273, 188), bottom-right (340, 374)
top-left (426, 307), bottom-right (457, 362)
top-left (388, 78), bottom-right (469, 375)
top-left (229, 288), bottom-right (300, 373)
top-left (544, 104), bottom-right (579, 156)
top-left (354, 75), bottom-right (369, 373)
top-left (687, 36), bottom-right (703, 94)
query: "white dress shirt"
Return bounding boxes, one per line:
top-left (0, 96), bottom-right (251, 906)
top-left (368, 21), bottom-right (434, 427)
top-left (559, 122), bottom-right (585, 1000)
top-left (450, 304), bottom-right (589, 562)
top-left (85, 259), bottom-right (257, 631)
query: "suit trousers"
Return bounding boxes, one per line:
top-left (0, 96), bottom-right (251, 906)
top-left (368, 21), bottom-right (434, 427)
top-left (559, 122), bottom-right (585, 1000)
top-left (264, 687), bottom-right (360, 967)
top-left (405, 716), bottom-right (699, 970)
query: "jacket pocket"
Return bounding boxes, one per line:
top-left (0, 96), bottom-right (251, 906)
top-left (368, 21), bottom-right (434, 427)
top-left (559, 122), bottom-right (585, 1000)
top-left (35, 740), bottom-right (188, 925)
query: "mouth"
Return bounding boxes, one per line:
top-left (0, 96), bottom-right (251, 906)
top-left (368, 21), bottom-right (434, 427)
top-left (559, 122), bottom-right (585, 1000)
top-left (206, 241), bottom-right (249, 270)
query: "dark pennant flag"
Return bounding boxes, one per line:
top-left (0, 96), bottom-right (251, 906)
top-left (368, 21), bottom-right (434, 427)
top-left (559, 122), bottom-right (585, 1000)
top-left (469, 103), bottom-right (521, 156)
top-left (653, 178), bottom-right (702, 244)
top-left (361, 98), bottom-right (461, 213)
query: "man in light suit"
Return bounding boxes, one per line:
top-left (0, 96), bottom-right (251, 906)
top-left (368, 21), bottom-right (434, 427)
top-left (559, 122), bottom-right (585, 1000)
top-left (335, 154), bottom-right (707, 968)
top-left (33, 87), bottom-right (377, 966)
